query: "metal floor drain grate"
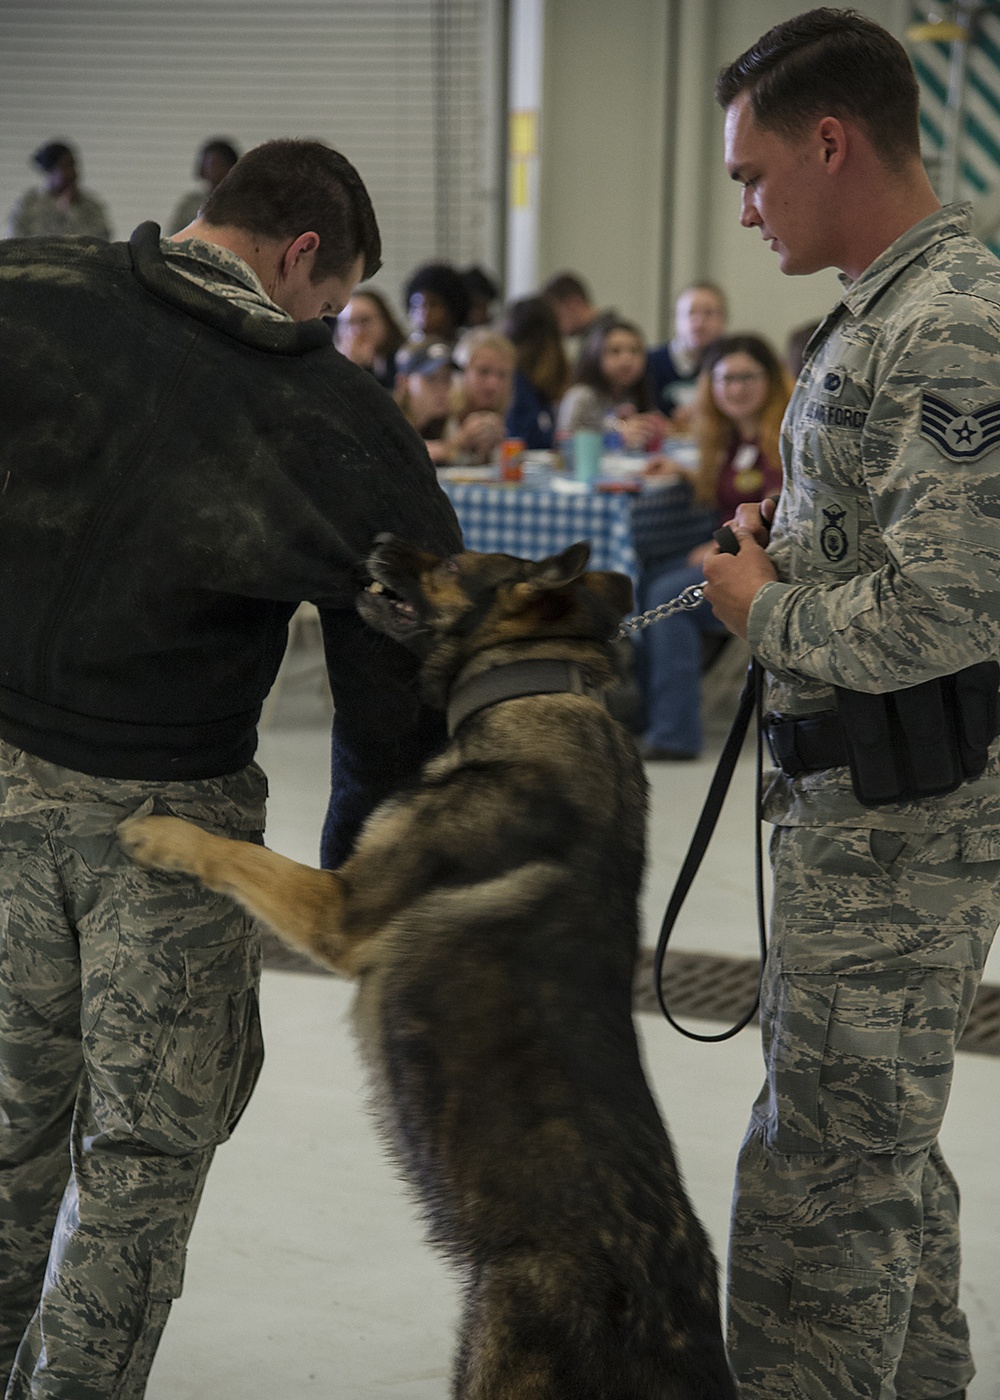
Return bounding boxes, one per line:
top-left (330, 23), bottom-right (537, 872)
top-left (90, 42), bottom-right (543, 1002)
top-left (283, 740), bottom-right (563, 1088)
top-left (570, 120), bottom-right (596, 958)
top-left (261, 935), bottom-right (1000, 1058)
top-left (633, 949), bottom-right (1000, 1057)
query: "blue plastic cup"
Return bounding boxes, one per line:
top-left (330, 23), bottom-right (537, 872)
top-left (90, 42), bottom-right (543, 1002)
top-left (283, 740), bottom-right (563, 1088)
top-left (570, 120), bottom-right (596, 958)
top-left (572, 430), bottom-right (602, 485)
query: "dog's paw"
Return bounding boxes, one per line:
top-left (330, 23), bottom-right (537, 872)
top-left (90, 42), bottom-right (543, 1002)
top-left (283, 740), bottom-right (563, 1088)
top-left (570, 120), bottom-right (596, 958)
top-left (118, 814), bottom-right (207, 877)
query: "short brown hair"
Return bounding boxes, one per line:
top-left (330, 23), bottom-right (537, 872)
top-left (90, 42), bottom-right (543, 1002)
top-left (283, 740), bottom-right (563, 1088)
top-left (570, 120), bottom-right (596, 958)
top-left (540, 272), bottom-right (591, 305)
top-left (201, 139), bottom-right (382, 281)
top-left (715, 8), bottom-right (920, 171)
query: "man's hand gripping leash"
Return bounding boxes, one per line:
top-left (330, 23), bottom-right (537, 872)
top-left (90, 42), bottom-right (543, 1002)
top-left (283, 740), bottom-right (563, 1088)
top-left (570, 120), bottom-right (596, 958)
top-left (701, 498), bottom-right (780, 640)
top-left (619, 496), bottom-right (779, 640)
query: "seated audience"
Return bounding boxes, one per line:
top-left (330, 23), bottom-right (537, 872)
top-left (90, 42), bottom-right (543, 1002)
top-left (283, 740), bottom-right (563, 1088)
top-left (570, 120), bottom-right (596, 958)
top-left (447, 328), bottom-right (516, 463)
top-left (394, 339), bottom-right (458, 465)
top-left (334, 287), bottom-right (407, 390)
top-left (5, 140), bottom-right (112, 240)
top-left (556, 318), bottom-right (666, 451)
top-left (500, 296), bottom-right (570, 450)
top-left (635, 334), bottom-right (790, 760)
top-left (402, 261), bottom-right (470, 344)
top-left (166, 138), bottom-right (239, 235)
top-left (647, 282), bottom-right (728, 427)
top-left (462, 265), bottom-right (501, 327)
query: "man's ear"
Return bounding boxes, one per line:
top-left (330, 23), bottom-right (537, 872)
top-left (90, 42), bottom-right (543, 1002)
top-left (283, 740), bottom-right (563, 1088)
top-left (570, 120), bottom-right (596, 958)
top-left (280, 230), bottom-right (320, 275)
top-left (817, 115), bottom-right (848, 174)
top-left (578, 570), bottom-right (634, 620)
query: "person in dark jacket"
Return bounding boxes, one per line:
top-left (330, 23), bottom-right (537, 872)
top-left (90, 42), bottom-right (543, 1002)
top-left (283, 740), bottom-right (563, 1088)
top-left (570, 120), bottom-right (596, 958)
top-left (0, 138), bottom-right (461, 1399)
top-left (500, 295), bottom-right (570, 449)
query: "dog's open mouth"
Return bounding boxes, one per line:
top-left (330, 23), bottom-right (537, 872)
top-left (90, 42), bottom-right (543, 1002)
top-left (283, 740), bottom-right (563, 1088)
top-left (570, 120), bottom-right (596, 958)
top-left (357, 575), bottom-right (429, 645)
top-left (364, 578), bottom-right (419, 625)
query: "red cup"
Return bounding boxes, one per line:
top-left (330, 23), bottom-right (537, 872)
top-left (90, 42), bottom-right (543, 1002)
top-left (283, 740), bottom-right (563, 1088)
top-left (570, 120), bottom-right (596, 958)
top-left (499, 438), bottom-right (525, 482)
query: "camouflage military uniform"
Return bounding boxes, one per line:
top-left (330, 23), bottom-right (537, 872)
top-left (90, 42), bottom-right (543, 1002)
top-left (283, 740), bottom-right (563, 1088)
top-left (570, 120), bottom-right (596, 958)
top-left (0, 745), bottom-right (265, 1398)
top-left (732, 205), bottom-right (1000, 1399)
top-left (3, 189), bottom-right (112, 241)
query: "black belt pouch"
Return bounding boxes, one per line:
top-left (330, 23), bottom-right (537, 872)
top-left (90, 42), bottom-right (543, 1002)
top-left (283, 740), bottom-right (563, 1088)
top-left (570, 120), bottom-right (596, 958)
top-left (834, 660), bottom-right (999, 806)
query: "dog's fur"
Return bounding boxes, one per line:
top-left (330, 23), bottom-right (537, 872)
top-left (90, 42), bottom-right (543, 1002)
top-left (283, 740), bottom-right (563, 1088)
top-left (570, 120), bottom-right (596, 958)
top-left (120, 537), bottom-right (736, 1399)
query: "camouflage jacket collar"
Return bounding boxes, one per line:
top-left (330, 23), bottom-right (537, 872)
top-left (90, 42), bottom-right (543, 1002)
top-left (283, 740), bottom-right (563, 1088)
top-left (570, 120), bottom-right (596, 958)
top-left (127, 221), bottom-right (330, 356)
top-left (836, 202), bottom-right (974, 318)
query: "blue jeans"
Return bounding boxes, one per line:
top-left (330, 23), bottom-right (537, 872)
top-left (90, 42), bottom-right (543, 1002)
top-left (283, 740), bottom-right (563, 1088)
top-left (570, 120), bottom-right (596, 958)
top-left (636, 561), bottom-right (726, 756)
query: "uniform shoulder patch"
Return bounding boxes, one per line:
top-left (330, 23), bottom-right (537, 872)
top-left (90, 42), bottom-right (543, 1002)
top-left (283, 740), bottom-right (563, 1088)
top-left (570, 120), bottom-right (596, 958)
top-left (920, 390), bottom-right (1000, 462)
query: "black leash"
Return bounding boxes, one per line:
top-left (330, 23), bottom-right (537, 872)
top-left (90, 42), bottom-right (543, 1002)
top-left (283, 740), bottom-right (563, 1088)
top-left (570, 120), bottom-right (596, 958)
top-left (652, 658), bottom-right (768, 1042)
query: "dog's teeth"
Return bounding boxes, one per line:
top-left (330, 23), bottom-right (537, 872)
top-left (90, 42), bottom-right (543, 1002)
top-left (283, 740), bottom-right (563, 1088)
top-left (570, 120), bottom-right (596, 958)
top-left (368, 581), bottom-right (386, 594)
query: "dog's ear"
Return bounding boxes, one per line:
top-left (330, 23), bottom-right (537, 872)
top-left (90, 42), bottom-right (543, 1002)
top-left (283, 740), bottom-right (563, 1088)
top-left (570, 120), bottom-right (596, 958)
top-left (509, 542), bottom-right (591, 604)
top-left (577, 570), bottom-right (634, 619)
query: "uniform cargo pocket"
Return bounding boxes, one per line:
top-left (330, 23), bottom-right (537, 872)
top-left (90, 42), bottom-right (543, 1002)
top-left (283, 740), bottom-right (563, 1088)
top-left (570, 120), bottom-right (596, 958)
top-left (86, 927), bottom-right (263, 1152)
top-left (790, 1263), bottom-right (889, 1333)
top-left (134, 935), bottom-right (264, 1153)
top-left (765, 962), bottom-right (966, 1155)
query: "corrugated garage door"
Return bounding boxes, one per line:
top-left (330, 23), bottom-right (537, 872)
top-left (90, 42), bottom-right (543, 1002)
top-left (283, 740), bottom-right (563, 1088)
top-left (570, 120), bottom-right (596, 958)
top-left (0, 0), bottom-right (504, 317)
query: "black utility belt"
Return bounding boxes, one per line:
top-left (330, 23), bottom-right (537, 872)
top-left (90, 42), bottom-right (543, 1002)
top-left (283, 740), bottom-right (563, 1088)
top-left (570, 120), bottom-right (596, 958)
top-left (763, 660), bottom-right (1000, 807)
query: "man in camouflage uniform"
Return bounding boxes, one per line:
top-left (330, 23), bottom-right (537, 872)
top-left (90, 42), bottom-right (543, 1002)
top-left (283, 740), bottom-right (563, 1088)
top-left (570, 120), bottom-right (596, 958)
top-left (705, 11), bottom-right (1000, 1399)
top-left (3, 140), bottom-right (112, 241)
top-left (0, 141), bottom-right (460, 1396)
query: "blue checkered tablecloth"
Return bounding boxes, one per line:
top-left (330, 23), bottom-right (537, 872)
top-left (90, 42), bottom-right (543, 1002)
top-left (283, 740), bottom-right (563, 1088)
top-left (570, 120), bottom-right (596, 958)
top-left (442, 482), bottom-right (638, 583)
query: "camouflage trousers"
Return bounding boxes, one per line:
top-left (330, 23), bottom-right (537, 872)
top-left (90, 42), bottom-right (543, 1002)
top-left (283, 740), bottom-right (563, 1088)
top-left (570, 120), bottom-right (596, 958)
top-left (728, 823), bottom-right (1000, 1400)
top-left (0, 742), bottom-right (267, 1399)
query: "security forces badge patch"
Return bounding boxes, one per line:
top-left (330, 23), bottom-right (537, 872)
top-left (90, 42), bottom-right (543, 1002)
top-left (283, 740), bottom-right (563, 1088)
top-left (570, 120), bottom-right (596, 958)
top-left (811, 487), bottom-right (858, 571)
top-left (920, 390), bottom-right (1000, 462)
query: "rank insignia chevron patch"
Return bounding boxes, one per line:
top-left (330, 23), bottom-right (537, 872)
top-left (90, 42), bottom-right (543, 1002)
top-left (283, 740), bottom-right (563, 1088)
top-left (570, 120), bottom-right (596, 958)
top-left (920, 390), bottom-right (1000, 461)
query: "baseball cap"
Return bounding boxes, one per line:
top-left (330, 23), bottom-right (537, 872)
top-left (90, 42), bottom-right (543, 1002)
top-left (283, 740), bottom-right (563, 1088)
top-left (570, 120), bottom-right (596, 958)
top-left (396, 340), bottom-right (457, 377)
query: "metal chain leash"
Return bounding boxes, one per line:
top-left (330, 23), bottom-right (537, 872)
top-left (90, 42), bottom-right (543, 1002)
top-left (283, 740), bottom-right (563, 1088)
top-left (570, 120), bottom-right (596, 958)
top-left (616, 525), bottom-right (740, 638)
top-left (618, 583), bottom-right (707, 637)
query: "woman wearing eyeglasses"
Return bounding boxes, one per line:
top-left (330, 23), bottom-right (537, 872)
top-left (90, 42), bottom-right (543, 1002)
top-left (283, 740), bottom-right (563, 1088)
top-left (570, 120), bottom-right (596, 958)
top-left (634, 334), bottom-right (791, 760)
top-left (334, 288), bottom-right (407, 390)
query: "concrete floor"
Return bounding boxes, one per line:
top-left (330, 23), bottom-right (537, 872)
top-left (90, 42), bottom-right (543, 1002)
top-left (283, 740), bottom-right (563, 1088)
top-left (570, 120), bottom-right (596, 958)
top-left (145, 694), bottom-right (1000, 1399)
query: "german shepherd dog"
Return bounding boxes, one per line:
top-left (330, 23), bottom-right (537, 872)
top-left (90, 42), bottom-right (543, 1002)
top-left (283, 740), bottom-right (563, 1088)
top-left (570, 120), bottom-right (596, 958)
top-left (120, 537), bottom-right (736, 1399)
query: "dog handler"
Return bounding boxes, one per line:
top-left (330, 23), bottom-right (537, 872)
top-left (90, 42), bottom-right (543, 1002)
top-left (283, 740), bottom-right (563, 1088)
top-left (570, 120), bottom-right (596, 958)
top-left (0, 141), bottom-right (461, 1396)
top-left (705, 11), bottom-right (1000, 1399)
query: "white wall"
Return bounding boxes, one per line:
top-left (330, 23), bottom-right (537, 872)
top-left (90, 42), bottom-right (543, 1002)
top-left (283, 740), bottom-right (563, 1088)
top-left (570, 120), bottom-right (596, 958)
top-left (538, 0), bottom-right (671, 336)
top-left (537, 0), bottom-right (911, 353)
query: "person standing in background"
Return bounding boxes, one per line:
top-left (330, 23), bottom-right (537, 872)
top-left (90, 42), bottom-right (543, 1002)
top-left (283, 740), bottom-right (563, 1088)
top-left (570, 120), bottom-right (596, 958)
top-left (704, 10), bottom-right (1000, 1398)
top-left (647, 281), bottom-right (728, 427)
top-left (4, 140), bottom-right (112, 241)
top-left (166, 137), bottom-right (240, 235)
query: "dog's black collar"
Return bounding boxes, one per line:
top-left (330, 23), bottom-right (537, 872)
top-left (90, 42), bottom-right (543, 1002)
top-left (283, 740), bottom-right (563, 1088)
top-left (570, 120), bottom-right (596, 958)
top-left (446, 659), bottom-right (606, 737)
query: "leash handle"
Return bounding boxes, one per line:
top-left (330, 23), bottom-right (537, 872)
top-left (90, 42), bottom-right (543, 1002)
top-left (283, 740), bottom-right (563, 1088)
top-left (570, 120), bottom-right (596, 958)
top-left (652, 661), bottom-right (767, 1042)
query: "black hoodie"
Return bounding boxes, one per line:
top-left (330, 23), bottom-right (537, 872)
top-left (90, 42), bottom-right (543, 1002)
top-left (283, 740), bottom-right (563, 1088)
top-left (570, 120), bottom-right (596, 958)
top-left (0, 223), bottom-right (462, 860)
